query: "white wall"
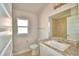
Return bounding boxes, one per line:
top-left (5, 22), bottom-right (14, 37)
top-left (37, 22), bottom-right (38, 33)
top-left (39, 3), bottom-right (77, 40)
top-left (13, 9), bottom-right (39, 52)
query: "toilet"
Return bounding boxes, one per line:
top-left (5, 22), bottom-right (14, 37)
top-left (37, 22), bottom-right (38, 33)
top-left (30, 44), bottom-right (39, 56)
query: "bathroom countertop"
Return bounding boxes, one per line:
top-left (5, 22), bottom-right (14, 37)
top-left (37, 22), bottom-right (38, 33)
top-left (40, 39), bottom-right (77, 56)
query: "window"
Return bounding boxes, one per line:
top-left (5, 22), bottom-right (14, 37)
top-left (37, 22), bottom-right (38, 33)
top-left (17, 18), bottom-right (29, 34)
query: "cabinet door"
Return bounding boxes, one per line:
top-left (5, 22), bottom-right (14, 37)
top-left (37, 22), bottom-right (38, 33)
top-left (40, 43), bottom-right (63, 56)
top-left (67, 15), bottom-right (79, 41)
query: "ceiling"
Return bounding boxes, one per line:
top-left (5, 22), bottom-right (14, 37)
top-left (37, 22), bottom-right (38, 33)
top-left (13, 3), bottom-right (48, 14)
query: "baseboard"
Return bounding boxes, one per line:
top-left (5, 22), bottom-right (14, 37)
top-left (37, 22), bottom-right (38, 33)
top-left (13, 49), bottom-right (31, 56)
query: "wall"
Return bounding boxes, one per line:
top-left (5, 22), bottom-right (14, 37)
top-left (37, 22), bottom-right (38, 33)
top-left (39, 4), bottom-right (54, 40)
top-left (13, 9), bottom-right (39, 52)
top-left (39, 3), bottom-right (77, 40)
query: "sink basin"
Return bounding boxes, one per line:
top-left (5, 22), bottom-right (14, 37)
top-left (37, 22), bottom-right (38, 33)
top-left (30, 44), bottom-right (39, 49)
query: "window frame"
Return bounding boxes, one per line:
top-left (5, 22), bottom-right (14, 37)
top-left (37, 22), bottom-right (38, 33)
top-left (17, 18), bottom-right (29, 35)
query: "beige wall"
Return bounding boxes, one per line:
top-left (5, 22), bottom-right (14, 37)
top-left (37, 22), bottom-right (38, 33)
top-left (13, 9), bottom-right (39, 52)
top-left (39, 4), bottom-right (54, 40)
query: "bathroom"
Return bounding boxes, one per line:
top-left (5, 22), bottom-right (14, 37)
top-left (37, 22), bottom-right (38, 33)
top-left (0, 3), bottom-right (79, 56)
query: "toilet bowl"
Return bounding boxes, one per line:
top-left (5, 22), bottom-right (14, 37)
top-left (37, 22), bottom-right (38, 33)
top-left (30, 44), bottom-right (39, 56)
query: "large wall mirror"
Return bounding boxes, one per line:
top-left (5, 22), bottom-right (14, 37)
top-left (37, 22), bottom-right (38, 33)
top-left (49, 4), bottom-right (78, 56)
